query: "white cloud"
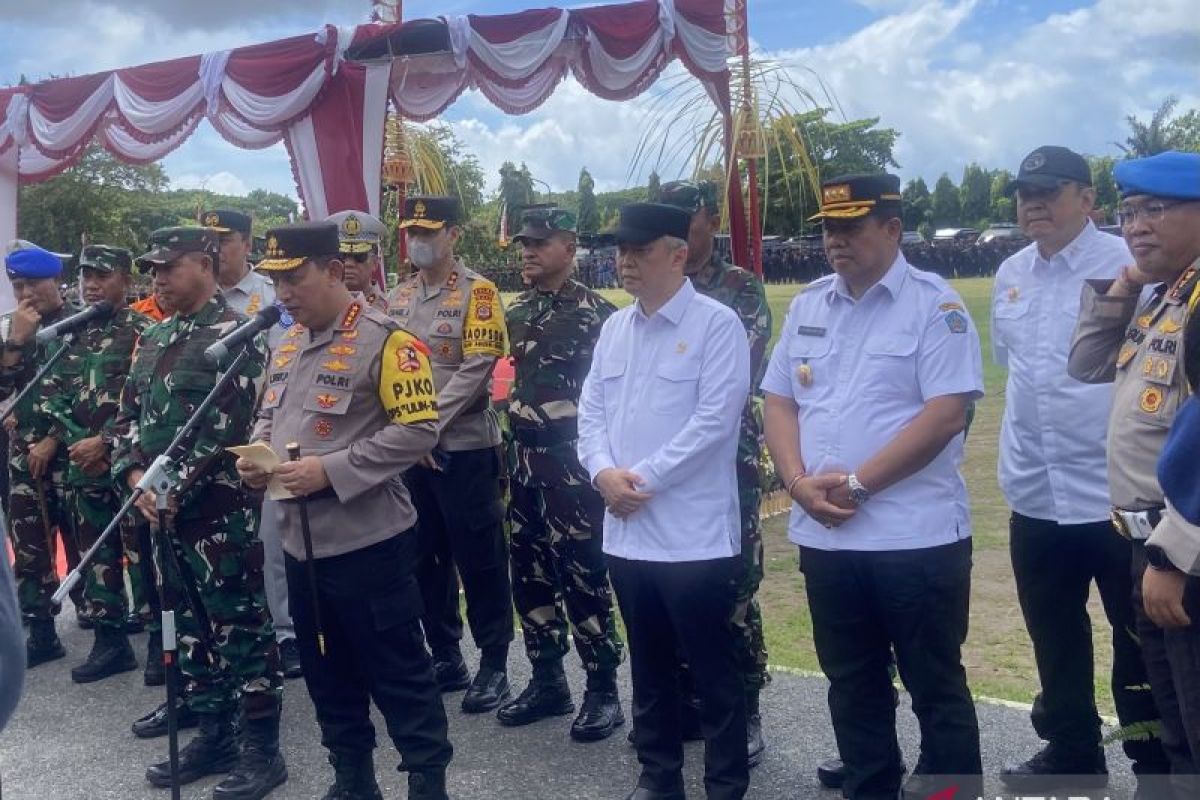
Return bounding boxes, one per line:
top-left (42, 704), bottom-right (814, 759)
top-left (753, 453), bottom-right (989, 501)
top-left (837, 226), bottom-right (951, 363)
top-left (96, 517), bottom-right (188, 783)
top-left (171, 171), bottom-right (249, 196)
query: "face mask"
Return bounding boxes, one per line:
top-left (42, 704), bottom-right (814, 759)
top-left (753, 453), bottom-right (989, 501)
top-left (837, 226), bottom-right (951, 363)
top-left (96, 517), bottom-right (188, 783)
top-left (409, 239), bottom-right (438, 269)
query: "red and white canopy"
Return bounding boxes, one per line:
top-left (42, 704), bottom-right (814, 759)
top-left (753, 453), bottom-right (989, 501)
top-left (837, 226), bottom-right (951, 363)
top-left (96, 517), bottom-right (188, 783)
top-left (0, 0), bottom-right (737, 309)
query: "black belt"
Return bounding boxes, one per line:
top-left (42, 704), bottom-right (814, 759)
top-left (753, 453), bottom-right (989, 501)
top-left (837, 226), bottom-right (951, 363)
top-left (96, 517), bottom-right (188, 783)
top-left (511, 424), bottom-right (576, 448)
top-left (278, 486), bottom-right (338, 505)
top-left (1111, 506), bottom-right (1164, 541)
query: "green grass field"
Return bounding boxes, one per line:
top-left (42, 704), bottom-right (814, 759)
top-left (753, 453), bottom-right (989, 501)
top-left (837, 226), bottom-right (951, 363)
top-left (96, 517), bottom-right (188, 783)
top-left (508, 278), bottom-right (1115, 711)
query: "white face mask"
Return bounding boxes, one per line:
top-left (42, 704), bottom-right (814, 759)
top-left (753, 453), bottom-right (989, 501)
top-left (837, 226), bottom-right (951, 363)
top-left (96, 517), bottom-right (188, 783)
top-left (409, 239), bottom-right (438, 269)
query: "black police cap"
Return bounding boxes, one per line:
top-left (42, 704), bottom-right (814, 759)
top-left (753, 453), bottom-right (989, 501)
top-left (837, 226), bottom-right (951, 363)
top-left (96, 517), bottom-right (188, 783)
top-left (609, 202), bottom-right (691, 245)
top-left (256, 222), bottom-right (341, 272)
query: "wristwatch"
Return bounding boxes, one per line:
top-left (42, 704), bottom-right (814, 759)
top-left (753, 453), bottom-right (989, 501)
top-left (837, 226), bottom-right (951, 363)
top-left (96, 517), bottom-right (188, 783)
top-left (1145, 544), bottom-right (1176, 572)
top-left (847, 473), bottom-right (870, 506)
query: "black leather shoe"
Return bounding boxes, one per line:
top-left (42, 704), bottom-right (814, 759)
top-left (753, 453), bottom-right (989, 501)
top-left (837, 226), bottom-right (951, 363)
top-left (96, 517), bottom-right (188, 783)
top-left (76, 610), bottom-right (94, 630)
top-left (132, 699), bottom-right (199, 739)
top-left (746, 712), bottom-right (765, 768)
top-left (461, 667), bottom-right (510, 714)
top-left (433, 659), bottom-right (470, 692)
top-left (143, 635), bottom-right (164, 687)
top-left (817, 757), bottom-right (844, 789)
top-left (279, 638), bottom-right (303, 680)
top-left (212, 713), bottom-right (288, 800)
top-left (408, 770), bottom-right (449, 800)
top-left (570, 690), bottom-right (624, 742)
top-left (321, 751), bottom-right (383, 800)
top-left (146, 710), bottom-right (239, 787)
top-left (1000, 746), bottom-right (1108, 791)
top-left (497, 678), bottom-right (573, 727)
top-left (623, 786), bottom-right (686, 800)
top-left (124, 613), bottom-right (146, 634)
top-left (26, 619), bottom-right (65, 668)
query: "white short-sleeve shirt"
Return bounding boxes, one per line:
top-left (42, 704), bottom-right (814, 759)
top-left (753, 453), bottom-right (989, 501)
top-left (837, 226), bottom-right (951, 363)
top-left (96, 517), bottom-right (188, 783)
top-left (577, 279), bottom-right (750, 562)
top-left (992, 222), bottom-right (1130, 524)
top-left (761, 253), bottom-right (985, 551)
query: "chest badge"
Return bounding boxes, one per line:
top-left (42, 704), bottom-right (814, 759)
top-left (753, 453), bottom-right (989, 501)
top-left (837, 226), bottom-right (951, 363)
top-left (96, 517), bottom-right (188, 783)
top-left (437, 341), bottom-right (453, 358)
top-left (1140, 386), bottom-right (1164, 414)
top-left (796, 363), bottom-right (813, 387)
top-left (1116, 343), bottom-right (1137, 369)
top-left (274, 355), bottom-right (293, 368)
top-left (1137, 313), bottom-right (1154, 330)
top-left (327, 345), bottom-right (356, 357)
top-left (316, 393), bottom-right (340, 409)
top-left (277, 343), bottom-right (298, 354)
top-left (1006, 286), bottom-right (1019, 303)
top-left (314, 419), bottom-right (334, 438)
top-left (340, 329), bottom-right (359, 341)
top-left (321, 359), bottom-right (351, 373)
top-left (1159, 318), bottom-right (1182, 334)
top-left (676, 341), bottom-right (688, 354)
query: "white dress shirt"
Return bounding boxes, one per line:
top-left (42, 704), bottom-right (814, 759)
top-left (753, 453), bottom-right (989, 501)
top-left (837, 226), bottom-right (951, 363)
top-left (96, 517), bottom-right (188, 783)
top-left (992, 221), bottom-right (1130, 524)
top-left (577, 279), bottom-right (750, 562)
top-left (761, 253), bottom-right (985, 551)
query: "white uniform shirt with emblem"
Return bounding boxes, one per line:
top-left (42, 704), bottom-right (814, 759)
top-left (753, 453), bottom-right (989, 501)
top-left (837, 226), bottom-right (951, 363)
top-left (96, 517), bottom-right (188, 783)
top-left (992, 221), bottom-right (1130, 524)
top-left (577, 279), bottom-right (750, 562)
top-left (761, 253), bottom-right (985, 551)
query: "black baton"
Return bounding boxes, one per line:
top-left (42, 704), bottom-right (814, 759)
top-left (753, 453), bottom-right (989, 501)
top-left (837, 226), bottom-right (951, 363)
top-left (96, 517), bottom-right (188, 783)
top-left (287, 442), bottom-right (325, 656)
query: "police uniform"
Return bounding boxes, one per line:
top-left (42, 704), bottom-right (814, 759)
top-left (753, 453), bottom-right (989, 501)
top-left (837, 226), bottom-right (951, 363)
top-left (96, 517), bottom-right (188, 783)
top-left (761, 175), bottom-right (985, 799)
top-left (498, 207), bottom-right (625, 740)
top-left (35, 245), bottom-right (153, 684)
top-left (387, 196), bottom-right (514, 710)
top-left (207, 208), bottom-right (300, 679)
top-left (993, 147), bottom-right (1167, 786)
top-left (253, 223), bottom-right (452, 800)
top-left (326, 210), bottom-right (389, 313)
top-left (661, 180), bottom-right (773, 761)
top-left (0, 242), bottom-right (83, 666)
top-left (578, 203), bottom-right (752, 800)
top-left (1069, 151), bottom-right (1200, 795)
top-left (113, 227), bottom-right (285, 798)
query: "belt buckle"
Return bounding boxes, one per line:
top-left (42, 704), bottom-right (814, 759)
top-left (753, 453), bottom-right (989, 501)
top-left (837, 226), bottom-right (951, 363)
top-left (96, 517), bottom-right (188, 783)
top-left (1111, 509), bottom-right (1132, 540)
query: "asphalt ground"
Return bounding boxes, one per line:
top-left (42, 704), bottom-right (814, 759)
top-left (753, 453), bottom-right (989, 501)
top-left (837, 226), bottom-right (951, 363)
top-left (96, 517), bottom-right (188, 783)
top-left (0, 617), bottom-right (1138, 800)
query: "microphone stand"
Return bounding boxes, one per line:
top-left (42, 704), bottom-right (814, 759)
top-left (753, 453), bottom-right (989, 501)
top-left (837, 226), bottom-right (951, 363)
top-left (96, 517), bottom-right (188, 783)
top-left (51, 346), bottom-right (253, 797)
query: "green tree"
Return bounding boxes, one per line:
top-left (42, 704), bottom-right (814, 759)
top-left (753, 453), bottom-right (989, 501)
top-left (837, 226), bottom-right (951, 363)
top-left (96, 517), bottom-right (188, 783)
top-left (930, 173), bottom-right (961, 228)
top-left (989, 170), bottom-right (1016, 224)
top-left (1119, 96), bottom-right (1181, 157)
top-left (577, 168), bottom-right (599, 234)
top-left (1168, 109), bottom-right (1200, 152)
top-left (646, 170), bottom-right (662, 202)
top-left (959, 163), bottom-right (992, 228)
top-left (1089, 156), bottom-right (1119, 221)
top-left (901, 178), bottom-right (931, 231)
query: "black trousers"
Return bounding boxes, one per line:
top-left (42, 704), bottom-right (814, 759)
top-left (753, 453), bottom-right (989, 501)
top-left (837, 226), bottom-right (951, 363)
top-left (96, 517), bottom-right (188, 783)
top-left (286, 532), bottom-right (452, 771)
top-left (1010, 512), bottom-right (1167, 770)
top-left (405, 447), bottom-right (514, 663)
top-left (1132, 543), bottom-right (1200, 797)
top-left (800, 539), bottom-right (981, 800)
top-left (608, 555), bottom-right (748, 800)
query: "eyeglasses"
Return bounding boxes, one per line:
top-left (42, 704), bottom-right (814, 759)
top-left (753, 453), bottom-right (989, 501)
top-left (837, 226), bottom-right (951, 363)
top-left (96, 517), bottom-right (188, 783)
top-left (1117, 200), bottom-right (1189, 228)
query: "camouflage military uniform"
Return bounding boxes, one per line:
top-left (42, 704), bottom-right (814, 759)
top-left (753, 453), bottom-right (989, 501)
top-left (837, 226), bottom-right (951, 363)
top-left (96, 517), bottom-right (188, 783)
top-left (689, 252), bottom-right (772, 702)
top-left (36, 306), bottom-right (150, 630)
top-left (1, 301), bottom-right (85, 620)
top-left (111, 294), bottom-right (282, 716)
top-left (506, 278), bottom-right (624, 674)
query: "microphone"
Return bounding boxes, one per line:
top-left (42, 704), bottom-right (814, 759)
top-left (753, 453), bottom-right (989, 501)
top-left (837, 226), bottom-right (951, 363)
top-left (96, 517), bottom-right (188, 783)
top-left (204, 305), bottom-right (282, 364)
top-left (35, 301), bottom-right (115, 344)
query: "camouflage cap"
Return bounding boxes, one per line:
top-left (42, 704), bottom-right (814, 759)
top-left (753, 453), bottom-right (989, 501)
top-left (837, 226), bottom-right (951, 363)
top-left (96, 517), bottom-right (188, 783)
top-left (136, 227), bottom-right (219, 273)
top-left (78, 244), bottom-right (134, 273)
top-left (513, 204), bottom-right (578, 243)
top-left (659, 180), bottom-right (720, 214)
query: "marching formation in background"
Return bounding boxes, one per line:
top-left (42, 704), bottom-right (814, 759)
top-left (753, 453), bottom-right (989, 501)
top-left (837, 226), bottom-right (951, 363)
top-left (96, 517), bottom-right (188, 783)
top-left (1, 147), bottom-right (1199, 800)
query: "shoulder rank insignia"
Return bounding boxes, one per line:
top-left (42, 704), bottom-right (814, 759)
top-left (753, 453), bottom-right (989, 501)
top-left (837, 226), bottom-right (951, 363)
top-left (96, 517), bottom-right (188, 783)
top-left (328, 345), bottom-right (356, 357)
top-left (446, 271), bottom-right (460, 291)
top-left (246, 293), bottom-right (262, 315)
top-left (1168, 266), bottom-right (1197, 302)
top-left (338, 302), bottom-right (363, 330)
top-left (940, 301), bottom-right (965, 312)
top-left (316, 393), bottom-right (340, 409)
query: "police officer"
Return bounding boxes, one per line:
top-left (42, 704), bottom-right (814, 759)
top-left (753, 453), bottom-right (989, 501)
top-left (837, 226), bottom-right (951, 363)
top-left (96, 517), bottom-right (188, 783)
top-left (1069, 151), bottom-right (1200, 798)
top-left (34, 245), bottom-right (152, 683)
top-left (388, 196), bottom-right (514, 713)
top-left (326, 210), bottom-right (389, 312)
top-left (660, 180), bottom-right (772, 765)
top-left (1, 241), bottom-right (83, 666)
top-left (203, 208), bottom-right (301, 680)
top-left (238, 222), bottom-right (453, 800)
top-left (762, 174), bottom-right (984, 800)
top-left (993, 146), bottom-right (1168, 791)
top-left (113, 226), bottom-right (285, 798)
top-left (496, 206), bottom-right (625, 741)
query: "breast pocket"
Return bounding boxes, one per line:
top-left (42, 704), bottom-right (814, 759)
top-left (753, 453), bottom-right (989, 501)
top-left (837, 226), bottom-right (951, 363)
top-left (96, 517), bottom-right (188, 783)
top-left (992, 296), bottom-right (1032, 350)
top-left (787, 336), bottom-right (834, 397)
top-left (650, 357), bottom-right (702, 415)
top-left (599, 357), bottom-right (626, 414)
top-left (861, 334), bottom-right (919, 399)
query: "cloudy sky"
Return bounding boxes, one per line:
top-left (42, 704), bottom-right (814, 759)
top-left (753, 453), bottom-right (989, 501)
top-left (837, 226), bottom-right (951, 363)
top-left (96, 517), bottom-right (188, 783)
top-left (0, 0), bottom-right (1195, 200)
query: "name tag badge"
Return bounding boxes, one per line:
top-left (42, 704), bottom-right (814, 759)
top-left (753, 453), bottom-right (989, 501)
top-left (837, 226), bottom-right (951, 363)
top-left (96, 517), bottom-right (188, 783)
top-left (796, 325), bottom-right (826, 337)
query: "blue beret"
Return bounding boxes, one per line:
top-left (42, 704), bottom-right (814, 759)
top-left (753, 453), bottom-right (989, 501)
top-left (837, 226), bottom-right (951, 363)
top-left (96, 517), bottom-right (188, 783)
top-left (1114, 151), bottom-right (1200, 200)
top-left (1159, 397), bottom-right (1200, 525)
top-left (5, 242), bottom-right (63, 280)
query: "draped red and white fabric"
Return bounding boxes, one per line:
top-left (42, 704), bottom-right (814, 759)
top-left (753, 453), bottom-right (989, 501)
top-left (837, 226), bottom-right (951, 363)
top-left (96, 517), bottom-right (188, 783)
top-left (0, 1), bottom-right (738, 310)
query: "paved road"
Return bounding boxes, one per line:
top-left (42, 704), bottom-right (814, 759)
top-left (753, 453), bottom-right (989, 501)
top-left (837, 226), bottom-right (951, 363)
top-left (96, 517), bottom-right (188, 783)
top-left (0, 619), bottom-right (1137, 799)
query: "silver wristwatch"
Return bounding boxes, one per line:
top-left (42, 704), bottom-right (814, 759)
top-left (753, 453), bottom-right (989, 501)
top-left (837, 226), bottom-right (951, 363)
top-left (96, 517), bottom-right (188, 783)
top-left (847, 473), bottom-right (870, 506)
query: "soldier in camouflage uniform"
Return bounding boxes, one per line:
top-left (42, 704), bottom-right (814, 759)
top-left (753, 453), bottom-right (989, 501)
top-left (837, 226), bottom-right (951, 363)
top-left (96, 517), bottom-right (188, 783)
top-left (661, 181), bottom-right (773, 766)
top-left (111, 227), bottom-right (286, 799)
top-left (1, 241), bottom-right (84, 667)
top-left (36, 245), bottom-right (151, 684)
top-left (496, 207), bottom-right (626, 742)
